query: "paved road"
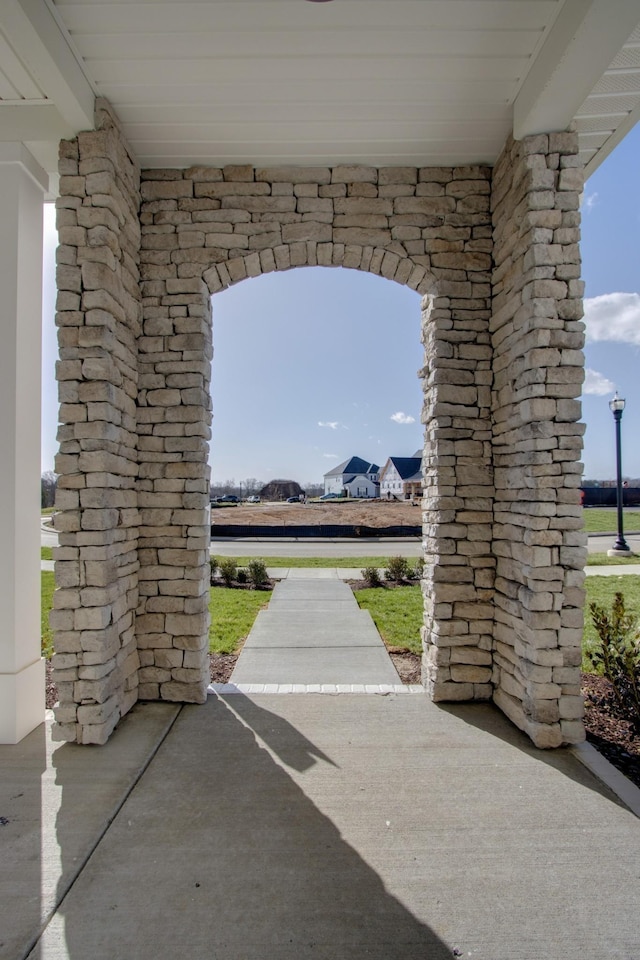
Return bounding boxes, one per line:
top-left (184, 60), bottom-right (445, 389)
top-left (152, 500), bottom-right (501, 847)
top-left (42, 519), bottom-right (640, 558)
top-left (210, 537), bottom-right (423, 557)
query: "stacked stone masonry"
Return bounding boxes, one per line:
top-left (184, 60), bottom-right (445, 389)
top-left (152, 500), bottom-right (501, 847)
top-left (490, 134), bottom-right (586, 748)
top-left (52, 102), bottom-right (142, 744)
top-left (52, 100), bottom-right (586, 747)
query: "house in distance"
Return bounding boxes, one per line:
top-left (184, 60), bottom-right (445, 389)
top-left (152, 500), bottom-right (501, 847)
top-left (323, 456), bottom-right (380, 498)
top-left (379, 452), bottom-right (423, 500)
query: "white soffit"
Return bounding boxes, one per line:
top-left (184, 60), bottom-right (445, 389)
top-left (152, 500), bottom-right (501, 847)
top-left (0, 0), bottom-right (638, 177)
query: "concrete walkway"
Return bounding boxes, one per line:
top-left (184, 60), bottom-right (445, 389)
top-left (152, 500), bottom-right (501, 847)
top-left (2, 698), bottom-right (639, 960)
top-left (227, 576), bottom-right (413, 693)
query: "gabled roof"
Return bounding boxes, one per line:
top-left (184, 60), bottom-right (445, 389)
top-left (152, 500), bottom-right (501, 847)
top-left (345, 474), bottom-right (379, 486)
top-left (324, 456), bottom-right (379, 479)
top-left (382, 457), bottom-right (422, 481)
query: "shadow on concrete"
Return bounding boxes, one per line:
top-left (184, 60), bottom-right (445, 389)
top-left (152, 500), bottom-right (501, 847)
top-left (36, 696), bottom-right (452, 960)
top-left (221, 692), bottom-right (339, 772)
top-left (0, 723), bottom-right (46, 960)
top-left (438, 699), bottom-right (628, 809)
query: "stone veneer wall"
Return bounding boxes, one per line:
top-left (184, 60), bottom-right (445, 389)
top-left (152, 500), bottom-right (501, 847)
top-left (135, 162), bottom-right (497, 708)
top-left (490, 133), bottom-right (586, 748)
top-left (51, 102), bottom-right (587, 747)
top-left (51, 103), bottom-right (142, 744)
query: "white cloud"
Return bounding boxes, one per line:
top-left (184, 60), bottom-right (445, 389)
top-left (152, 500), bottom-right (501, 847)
top-left (583, 368), bottom-right (615, 396)
top-left (323, 453), bottom-right (338, 459)
top-left (582, 191), bottom-right (599, 213)
top-left (584, 292), bottom-right (640, 345)
top-left (318, 420), bottom-right (339, 430)
top-left (390, 411), bottom-right (416, 425)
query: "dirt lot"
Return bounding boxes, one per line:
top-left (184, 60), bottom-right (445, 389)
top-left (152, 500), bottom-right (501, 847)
top-left (211, 499), bottom-right (422, 528)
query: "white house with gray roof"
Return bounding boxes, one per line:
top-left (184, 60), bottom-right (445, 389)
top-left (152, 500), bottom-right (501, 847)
top-left (323, 457), bottom-right (380, 498)
top-left (380, 452), bottom-right (423, 500)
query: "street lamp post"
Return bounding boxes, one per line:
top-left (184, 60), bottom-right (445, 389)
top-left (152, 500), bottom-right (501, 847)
top-left (608, 393), bottom-right (630, 556)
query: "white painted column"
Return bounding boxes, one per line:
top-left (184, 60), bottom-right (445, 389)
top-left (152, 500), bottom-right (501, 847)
top-left (0, 144), bottom-right (48, 743)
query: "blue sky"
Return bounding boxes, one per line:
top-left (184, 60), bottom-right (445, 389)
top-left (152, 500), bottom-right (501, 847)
top-left (41, 125), bottom-right (640, 484)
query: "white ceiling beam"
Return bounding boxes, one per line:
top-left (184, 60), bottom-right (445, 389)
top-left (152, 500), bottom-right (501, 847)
top-left (513, 0), bottom-right (640, 139)
top-left (0, 101), bottom-right (74, 141)
top-left (0, 0), bottom-right (94, 133)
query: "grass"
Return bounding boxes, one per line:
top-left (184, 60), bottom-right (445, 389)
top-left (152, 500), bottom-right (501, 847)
top-left (38, 559), bottom-right (640, 681)
top-left (582, 508), bottom-right (640, 533)
top-left (212, 555), bottom-right (394, 569)
top-left (40, 574), bottom-right (270, 660)
top-left (587, 552), bottom-right (639, 566)
top-left (353, 584), bottom-right (423, 654)
top-left (583, 575), bottom-right (640, 673)
top-left (41, 507), bottom-right (56, 516)
top-left (41, 547), bottom-right (53, 561)
top-left (41, 571), bottom-right (55, 659)
top-left (209, 586), bottom-right (272, 654)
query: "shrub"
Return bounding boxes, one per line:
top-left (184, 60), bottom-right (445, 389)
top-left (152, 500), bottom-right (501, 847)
top-left (385, 555), bottom-right (411, 583)
top-left (247, 558), bottom-right (269, 588)
top-left (209, 556), bottom-right (218, 584)
top-left (219, 557), bottom-right (238, 586)
top-left (589, 591), bottom-right (640, 732)
top-left (236, 568), bottom-right (248, 584)
top-left (361, 565), bottom-right (382, 588)
top-left (411, 557), bottom-right (425, 580)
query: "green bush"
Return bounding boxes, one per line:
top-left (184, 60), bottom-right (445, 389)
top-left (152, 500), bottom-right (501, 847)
top-left (411, 557), bottom-right (425, 580)
top-left (236, 568), bottom-right (248, 584)
top-left (385, 555), bottom-right (411, 583)
top-left (209, 556), bottom-right (218, 584)
top-left (247, 558), bottom-right (269, 588)
top-left (589, 591), bottom-right (640, 732)
top-left (219, 557), bottom-right (238, 586)
top-left (361, 566), bottom-right (382, 588)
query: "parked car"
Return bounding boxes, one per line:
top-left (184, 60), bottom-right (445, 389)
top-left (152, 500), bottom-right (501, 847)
top-left (246, 495), bottom-right (260, 503)
top-left (319, 492), bottom-right (339, 500)
top-left (286, 496), bottom-right (301, 503)
top-left (215, 494), bottom-right (239, 503)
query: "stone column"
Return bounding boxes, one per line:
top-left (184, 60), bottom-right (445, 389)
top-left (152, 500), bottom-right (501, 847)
top-left (52, 102), bottom-right (142, 744)
top-left (490, 132), bottom-right (586, 748)
top-left (420, 285), bottom-right (495, 700)
top-left (0, 144), bottom-right (47, 743)
top-left (135, 170), bottom-right (212, 704)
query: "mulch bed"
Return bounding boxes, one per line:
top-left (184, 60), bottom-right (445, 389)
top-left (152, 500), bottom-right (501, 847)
top-left (581, 672), bottom-right (640, 788)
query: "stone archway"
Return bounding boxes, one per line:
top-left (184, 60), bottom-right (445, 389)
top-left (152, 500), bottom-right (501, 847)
top-left (52, 102), bottom-right (586, 748)
top-left (134, 162), bottom-right (496, 715)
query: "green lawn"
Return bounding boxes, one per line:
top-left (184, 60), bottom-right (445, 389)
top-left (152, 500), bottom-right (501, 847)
top-left (353, 584), bottom-right (423, 654)
top-left (39, 575), bottom-right (271, 659)
top-left (586, 552), bottom-right (639, 566)
top-left (39, 566), bottom-right (640, 679)
top-left (41, 547), bottom-right (53, 561)
top-left (209, 587), bottom-right (272, 654)
top-left (583, 574), bottom-right (640, 672)
top-left (41, 571), bottom-right (55, 660)
top-left (582, 508), bottom-right (640, 533)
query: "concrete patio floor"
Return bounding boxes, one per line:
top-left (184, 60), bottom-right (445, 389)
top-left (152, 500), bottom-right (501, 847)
top-left (2, 694), bottom-right (639, 960)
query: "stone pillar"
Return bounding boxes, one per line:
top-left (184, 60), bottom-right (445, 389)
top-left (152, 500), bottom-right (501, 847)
top-left (52, 102), bottom-right (142, 744)
top-left (135, 171), bottom-right (212, 704)
top-left (420, 274), bottom-right (496, 700)
top-left (490, 132), bottom-right (586, 748)
top-left (0, 144), bottom-right (47, 743)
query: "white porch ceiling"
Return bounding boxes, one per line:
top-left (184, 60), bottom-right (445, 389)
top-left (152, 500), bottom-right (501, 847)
top-left (0, 0), bottom-right (639, 186)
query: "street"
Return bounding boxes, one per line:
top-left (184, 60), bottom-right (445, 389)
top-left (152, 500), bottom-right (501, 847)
top-left (43, 521), bottom-right (640, 558)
